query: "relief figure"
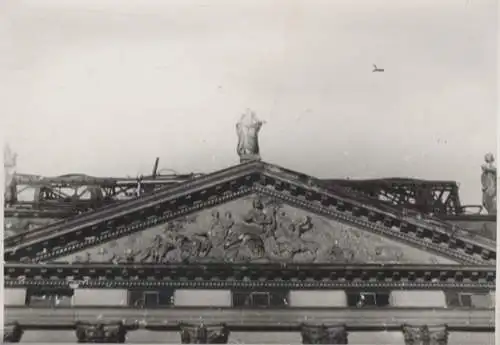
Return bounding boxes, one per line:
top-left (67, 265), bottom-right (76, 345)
top-left (97, 194), bottom-right (413, 265)
top-left (223, 198), bottom-right (277, 262)
top-left (206, 211), bottom-right (234, 259)
top-left (227, 198), bottom-right (277, 240)
top-left (266, 214), bottom-right (317, 262)
top-left (138, 235), bottom-right (170, 262)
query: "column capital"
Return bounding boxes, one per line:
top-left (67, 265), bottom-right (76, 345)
top-left (402, 324), bottom-right (448, 345)
top-left (300, 323), bottom-right (348, 344)
top-left (75, 321), bottom-right (127, 343)
top-left (179, 322), bottom-right (230, 344)
top-left (3, 322), bottom-right (23, 343)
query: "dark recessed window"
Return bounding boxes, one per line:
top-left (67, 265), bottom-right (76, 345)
top-left (459, 293), bottom-right (472, 307)
top-left (128, 289), bottom-right (174, 308)
top-left (446, 291), bottom-right (491, 308)
top-left (346, 291), bottom-right (390, 307)
top-left (232, 290), bottom-right (289, 308)
top-left (25, 287), bottom-right (74, 307)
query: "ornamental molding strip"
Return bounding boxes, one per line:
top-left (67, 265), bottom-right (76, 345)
top-left (3, 309), bottom-right (494, 335)
top-left (0, 320), bottom-right (489, 343)
top-left (4, 263), bottom-right (495, 289)
top-left (4, 162), bottom-right (495, 265)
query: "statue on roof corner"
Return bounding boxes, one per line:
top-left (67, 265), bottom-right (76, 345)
top-left (4, 144), bottom-right (17, 205)
top-left (236, 109), bottom-right (265, 163)
top-left (481, 152), bottom-right (497, 214)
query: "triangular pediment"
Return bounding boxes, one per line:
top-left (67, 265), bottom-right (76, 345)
top-left (59, 193), bottom-right (459, 265)
top-left (6, 161), bottom-right (494, 265)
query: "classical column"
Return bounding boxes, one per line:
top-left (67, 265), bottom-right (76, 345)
top-left (402, 324), bottom-right (448, 345)
top-left (300, 323), bottom-right (348, 344)
top-left (3, 322), bottom-right (24, 343)
top-left (179, 322), bottom-right (230, 344)
top-left (75, 321), bottom-right (127, 343)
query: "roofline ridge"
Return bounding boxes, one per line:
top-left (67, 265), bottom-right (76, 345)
top-left (259, 165), bottom-right (496, 253)
top-left (5, 161), bottom-right (263, 247)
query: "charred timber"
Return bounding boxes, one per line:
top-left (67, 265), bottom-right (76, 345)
top-left (4, 263), bottom-right (495, 289)
top-left (4, 162), bottom-right (495, 265)
top-left (4, 208), bottom-right (87, 219)
top-left (7, 173), bottom-right (203, 215)
top-left (7, 176), bottom-right (468, 219)
top-left (12, 173), bottom-right (203, 187)
top-left (323, 178), bottom-right (462, 216)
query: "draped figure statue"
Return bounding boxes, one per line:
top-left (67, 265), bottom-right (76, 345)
top-left (481, 153), bottom-right (497, 214)
top-left (236, 109), bottom-right (265, 162)
top-left (4, 144), bottom-right (17, 205)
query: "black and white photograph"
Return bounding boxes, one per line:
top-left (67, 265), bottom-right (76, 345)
top-left (1, 0), bottom-right (497, 343)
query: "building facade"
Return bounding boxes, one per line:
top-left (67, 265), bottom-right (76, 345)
top-left (3, 120), bottom-right (496, 344)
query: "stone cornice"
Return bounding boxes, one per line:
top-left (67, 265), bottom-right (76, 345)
top-left (4, 161), bottom-right (495, 265)
top-left (5, 160), bottom-right (263, 249)
top-left (4, 263), bottom-right (495, 289)
top-left (4, 307), bottom-right (494, 331)
top-left (261, 164), bottom-right (496, 252)
top-left (442, 214), bottom-right (497, 222)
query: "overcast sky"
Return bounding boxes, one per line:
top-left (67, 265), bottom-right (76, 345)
top-left (1, 0), bottom-right (497, 205)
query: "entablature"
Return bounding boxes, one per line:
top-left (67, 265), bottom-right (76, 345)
top-left (4, 263), bottom-right (495, 290)
top-left (4, 307), bottom-right (494, 331)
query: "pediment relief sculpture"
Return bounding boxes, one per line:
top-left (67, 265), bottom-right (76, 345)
top-left (179, 322), bottom-right (230, 344)
top-left (300, 323), bottom-right (348, 344)
top-left (63, 195), bottom-right (457, 265)
top-left (402, 324), bottom-right (448, 345)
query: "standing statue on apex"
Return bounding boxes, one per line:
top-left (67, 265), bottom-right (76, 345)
top-left (236, 109), bottom-right (265, 163)
top-left (481, 152), bottom-right (497, 214)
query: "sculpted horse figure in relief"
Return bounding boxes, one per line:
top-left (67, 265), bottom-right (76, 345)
top-left (223, 198), bottom-right (277, 261)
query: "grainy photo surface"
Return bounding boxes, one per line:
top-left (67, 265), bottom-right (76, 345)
top-left (1, 0), bottom-right (497, 344)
